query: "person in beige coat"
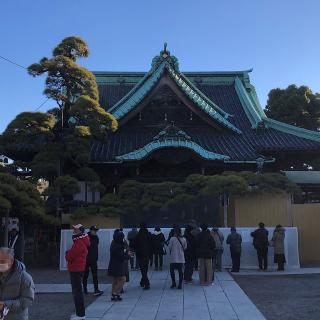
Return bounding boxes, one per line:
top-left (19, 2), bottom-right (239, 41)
top-left (211, 227), bottom-right (224, 272)
top-left (168, 226), bottom-right (187, 289)
top-left (271, 225), bottom-right (286, 271)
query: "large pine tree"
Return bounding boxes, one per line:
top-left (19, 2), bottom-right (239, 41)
top-left (0, 36), bottom-right (118, 218)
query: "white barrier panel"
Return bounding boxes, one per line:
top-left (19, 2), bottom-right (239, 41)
top-left (60, 227), bottom-right (300, 270)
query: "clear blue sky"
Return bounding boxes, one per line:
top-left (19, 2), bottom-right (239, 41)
top-left (1, 0), bottom-right (320, 133)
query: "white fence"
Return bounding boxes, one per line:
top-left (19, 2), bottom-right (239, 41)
top-left (60, 227), bottom-right (300, 270)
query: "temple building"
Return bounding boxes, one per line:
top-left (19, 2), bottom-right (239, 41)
top-left (91, 45), bottom-right (320, 192)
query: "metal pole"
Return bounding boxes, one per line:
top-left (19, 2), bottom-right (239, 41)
top-left (4, 209), bottom-right (9, 247)
top-left (287, 194), bottom-right (294, 227)
top-left (223, 193), bottom-right (228, 227)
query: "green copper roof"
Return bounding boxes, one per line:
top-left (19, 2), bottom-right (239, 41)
top-left (94, 70), bottom-right (253, 86)
top-left (108, 61), bottom-right (166, 118)
top-left (113, 123), bottom-right (276, 164)
top-left (115, 140), bottom-right (230, 162)
top-left (96, 46), bottom-right (320, 146)
top-left (108, 47), bottom-right (242, 134)
top-left (264, 118), bottom-right (320, 142)
top-left (166, 67), bottom-right (242, 134)
top-left (235, 77), bottom-right (263, 128)
top-left (115, 123), bottom-right (230, 162)
top-left (234, 77), bottom-right (320, 142)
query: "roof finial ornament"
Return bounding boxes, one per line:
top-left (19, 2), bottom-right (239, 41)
top-left (161, 42), bottom-right (170, 58)
top-left (151, 42), bottom-right (179, 70)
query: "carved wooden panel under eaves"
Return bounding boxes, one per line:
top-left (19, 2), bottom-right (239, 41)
top-left (125, 85), bottom-right (212, 129)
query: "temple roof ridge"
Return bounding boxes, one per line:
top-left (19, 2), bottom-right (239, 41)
top-left (93, 68), bottom-right (253, 76)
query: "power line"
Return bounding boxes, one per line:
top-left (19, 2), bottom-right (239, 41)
top-left (0, 55), bottom-right (26, 70)
top-left (0, 54), bottom-right (52, 111)
top-left (35, 98), bottom-right (50, 111)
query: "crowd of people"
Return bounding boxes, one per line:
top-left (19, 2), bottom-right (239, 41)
top-left (108, 223), bottom-right (285, 301)
top-left (62, 221), bottom-right (287, 320)
top-left (0, 222), bottom-right (286, 320)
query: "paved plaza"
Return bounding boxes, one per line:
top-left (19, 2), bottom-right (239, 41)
top-left (32, 268), bottom-right (320, 320)
top-left (83, 271), bottom-right (265, 320)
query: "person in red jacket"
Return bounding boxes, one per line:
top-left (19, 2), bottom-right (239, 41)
top-left (65, 224), bottom-right (90, 320)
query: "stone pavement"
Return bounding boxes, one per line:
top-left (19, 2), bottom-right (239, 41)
top-left (35, 267), bottom-right (320, 293)
top-left (85, 270), bottom-right (265, 320)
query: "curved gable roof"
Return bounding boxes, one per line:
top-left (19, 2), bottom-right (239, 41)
top-left (115, 123), bottom-right (230, 162)
top-left (107, 49), bottom-right (242, 135)
top-left (91, 46), bottom-right (320, 164)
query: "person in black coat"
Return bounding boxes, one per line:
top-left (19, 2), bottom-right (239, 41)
top-left (184, 225), bottom-right (197, 283)
top-left (127, 227), bottom-right (139, 270)
top-left (133, 223), bottom-right (153, 290)
top-left (251, 222), bottom-right (269, 270)
top-left (83, 226), bottom-right (103, 296)
top-left (196, 223), bottom-right (216, 285)
top-left (152, 227), bottom-right (166, 271)
top-left (226, 227), bottom-right (242, 272)
top-left (108, 230), bottom-right (129, 301)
